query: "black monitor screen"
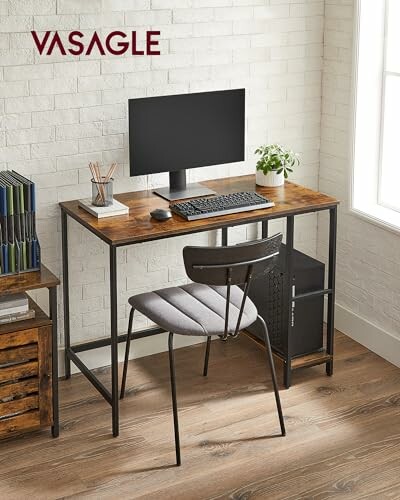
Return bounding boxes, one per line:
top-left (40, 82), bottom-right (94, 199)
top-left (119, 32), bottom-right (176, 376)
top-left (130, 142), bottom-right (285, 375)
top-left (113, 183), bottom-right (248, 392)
top-left (129, 89), bottom-right (245, 177)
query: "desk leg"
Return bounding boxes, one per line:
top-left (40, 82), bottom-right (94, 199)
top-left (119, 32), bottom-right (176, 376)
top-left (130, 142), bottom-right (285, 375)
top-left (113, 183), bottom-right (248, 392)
top-left (110, 245), bottom-right (119, 437)
top-left (326, 206), bottom-right (337, 376)
top-left (61, 210), bottom-right (71, 380)
top-left (262, 220), bottom-right (268, 238)
top-left (284, 216), bottom-right (294, 388)
top-left (218, 227), bottom-right (229, 343)
top-left (49, 286), bottom-right (59, 438)
top-left (222, 227), bottom-right (228, 246)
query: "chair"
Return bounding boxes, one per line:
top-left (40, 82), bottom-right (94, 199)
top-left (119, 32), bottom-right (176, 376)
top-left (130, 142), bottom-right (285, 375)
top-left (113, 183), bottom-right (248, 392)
top-left (120, 233), bottom-right (286, 466)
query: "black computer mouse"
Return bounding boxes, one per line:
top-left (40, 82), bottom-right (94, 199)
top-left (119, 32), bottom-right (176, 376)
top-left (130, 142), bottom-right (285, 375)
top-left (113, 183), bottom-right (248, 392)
top-left (150, 208), bottom-right (172, 221)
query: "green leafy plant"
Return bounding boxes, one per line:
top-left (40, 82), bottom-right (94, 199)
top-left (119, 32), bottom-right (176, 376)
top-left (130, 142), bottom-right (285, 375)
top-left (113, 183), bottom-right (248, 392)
top-left (255, 144), bottom-right (300, 179)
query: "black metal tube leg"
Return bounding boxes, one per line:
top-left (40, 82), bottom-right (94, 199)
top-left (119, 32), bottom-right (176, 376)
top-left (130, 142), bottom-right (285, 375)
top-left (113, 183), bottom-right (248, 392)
top-left (259, 316), bottom-right (286, 436)
top-left (326, 206), bottom-right (337, 376)
top-left (283, 362), bottom-right (291, 389)
top-left (168, 333), bottom-right (181, 466)
top-left (120, 308), bottom-right (134, 399)
top-left (61, 209), bottom-right (71, 380)
top-left (203, 336), bottom-right (211, 376)
top-left (222, 227), bottom-right (228, 246)
top-left (262, 220), bottom-right (269, 239)
top-left (284, 215), bottom-right (294, 389)
top-left (50, 286), bottom-right (59, 438)
top-left (110, 245), bottom-right (119, 437)
top-left (218, 228), bottom-right (229, 343)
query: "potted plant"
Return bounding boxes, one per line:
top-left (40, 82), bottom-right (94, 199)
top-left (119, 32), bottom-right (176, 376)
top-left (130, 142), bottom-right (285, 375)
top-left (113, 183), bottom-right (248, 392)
top-left (255, 144), bottom-right (299, 187)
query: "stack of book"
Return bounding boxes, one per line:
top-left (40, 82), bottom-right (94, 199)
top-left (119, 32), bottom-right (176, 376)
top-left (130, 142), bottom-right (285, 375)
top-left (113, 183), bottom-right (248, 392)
top-left (0, 170), bottom-right (40, 276)
top-left (0, 293), bottom-right (35, 325)
top-left (78, 198), bottom-right (129, 218)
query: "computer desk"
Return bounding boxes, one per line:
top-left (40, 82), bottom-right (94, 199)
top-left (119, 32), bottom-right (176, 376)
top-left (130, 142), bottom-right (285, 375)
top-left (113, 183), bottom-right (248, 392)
top-left (59, 175), bottom-right (339, 437)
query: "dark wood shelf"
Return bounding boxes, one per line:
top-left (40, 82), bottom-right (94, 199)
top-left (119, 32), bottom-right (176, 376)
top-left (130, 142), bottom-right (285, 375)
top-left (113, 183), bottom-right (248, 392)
top-left (0, 265), bottom-right (59, 296)
top-left (0, 298), bottom-right (52, 336)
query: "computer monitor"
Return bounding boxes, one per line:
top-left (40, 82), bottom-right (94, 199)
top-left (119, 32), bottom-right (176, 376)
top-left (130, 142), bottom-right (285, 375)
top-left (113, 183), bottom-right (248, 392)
top-left (128, 89), bottom-right (245, 200)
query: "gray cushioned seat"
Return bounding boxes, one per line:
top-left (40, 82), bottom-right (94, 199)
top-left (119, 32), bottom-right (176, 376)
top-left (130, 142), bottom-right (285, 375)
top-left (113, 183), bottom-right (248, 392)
top-left (128, 282), bottom-right (258, 336)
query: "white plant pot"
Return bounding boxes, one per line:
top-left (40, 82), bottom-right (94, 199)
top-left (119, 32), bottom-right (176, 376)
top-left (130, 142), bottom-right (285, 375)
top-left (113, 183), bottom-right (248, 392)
top-left (256, 169), bottom-right (284, 187)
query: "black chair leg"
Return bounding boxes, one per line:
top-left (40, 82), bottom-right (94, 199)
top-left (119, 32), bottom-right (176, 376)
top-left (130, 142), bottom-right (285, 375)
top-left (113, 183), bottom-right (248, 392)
top-left (259, 315), bottom-right (286, 436)
top-left (203, 336), bottom-right (211, 376)
top-left (168, 332), bottom-right (181, 466)
top-left (120, 308), bottom-right (134, 400)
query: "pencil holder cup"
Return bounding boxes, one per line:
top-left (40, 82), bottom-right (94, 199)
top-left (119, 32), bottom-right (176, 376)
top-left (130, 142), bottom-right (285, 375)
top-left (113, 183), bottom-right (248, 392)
top-left (91, 177), bottom-right (113, 207)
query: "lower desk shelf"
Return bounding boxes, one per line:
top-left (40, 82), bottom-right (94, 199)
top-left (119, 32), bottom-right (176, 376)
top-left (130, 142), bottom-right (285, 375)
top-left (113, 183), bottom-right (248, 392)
top-left (244, 330), bottom-right (333, 374)
top-left (0, 299), bottom-right (53, 438)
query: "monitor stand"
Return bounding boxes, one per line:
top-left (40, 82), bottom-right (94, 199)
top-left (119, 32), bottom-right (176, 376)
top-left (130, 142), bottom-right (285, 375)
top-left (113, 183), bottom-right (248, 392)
top-left (153, 170), bottom-right (216, 201)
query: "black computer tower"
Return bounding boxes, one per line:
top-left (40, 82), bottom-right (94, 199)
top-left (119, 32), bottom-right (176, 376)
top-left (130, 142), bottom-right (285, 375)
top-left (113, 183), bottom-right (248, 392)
top-left (246, 245), bottom-right (325, 358)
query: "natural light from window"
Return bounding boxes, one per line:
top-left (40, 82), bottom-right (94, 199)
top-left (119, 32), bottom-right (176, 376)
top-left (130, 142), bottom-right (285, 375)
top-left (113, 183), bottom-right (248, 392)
top-left (352, 0), bottom-right (400, 230)
top-left (380, 0), bottom-right (400, 212)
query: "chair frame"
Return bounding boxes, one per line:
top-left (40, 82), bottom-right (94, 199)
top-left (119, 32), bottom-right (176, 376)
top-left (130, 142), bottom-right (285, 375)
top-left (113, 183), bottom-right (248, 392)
top-left (120, 234), bottom-right (286, 466)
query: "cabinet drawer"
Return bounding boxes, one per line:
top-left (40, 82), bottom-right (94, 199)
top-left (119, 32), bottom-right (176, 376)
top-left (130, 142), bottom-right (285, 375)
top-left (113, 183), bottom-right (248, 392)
top-left (0, 361), bottom-right (38, 384)
top-left (0, 325), bottom-right (51, 438)
top-left (0, 344), bottom-right (38, 366)
top-left (0, 378), bottom-right (38, 400)
top-left (0, 329), bottom-right (38, 350)
top-left (0, 394), bottom-right (39, 418)
top-left (0, 411), bottom-right (41, 437)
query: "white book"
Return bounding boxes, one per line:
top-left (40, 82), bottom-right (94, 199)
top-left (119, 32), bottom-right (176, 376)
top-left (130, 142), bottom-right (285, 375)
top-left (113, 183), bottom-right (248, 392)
top-left (0, 304), bottom-right (29, 317)
top-left (0, 309), bottom-right (35, 325)
top-left (78, 198), bottom-right (129, 219)
top-left (0, 293), bottom-right (28, 311)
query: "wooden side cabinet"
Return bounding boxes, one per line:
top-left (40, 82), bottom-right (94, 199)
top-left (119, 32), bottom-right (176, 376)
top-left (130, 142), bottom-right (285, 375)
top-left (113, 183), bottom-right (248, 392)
top-left (0, 267), bottom-right (60, 439)
top-left (0, 322), bottom-right (52, 436)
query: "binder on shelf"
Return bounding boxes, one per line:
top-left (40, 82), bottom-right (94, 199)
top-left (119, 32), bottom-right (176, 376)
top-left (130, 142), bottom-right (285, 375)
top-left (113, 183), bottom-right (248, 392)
top-left (11, 170), bottom-right (40, 271)
top-left (3, 171), bottom-right (27, 272)
top-left (0, 170), bottom-right (40, 278)
top-left (18, 180), bottom-right (28, 271)
top-left (0, 182), bottom-right (8, 275)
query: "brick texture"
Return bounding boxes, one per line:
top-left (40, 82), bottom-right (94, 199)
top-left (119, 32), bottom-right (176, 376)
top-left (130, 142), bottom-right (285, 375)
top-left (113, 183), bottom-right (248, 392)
top-left (0, 0), bottom-right (323, 351)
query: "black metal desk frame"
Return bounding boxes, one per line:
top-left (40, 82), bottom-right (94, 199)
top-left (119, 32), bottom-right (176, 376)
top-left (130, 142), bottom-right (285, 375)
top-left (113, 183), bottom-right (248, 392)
top-left (49, 284), bottom-right (59, 438)
top-left (60, 204), bottom-right (337, 437)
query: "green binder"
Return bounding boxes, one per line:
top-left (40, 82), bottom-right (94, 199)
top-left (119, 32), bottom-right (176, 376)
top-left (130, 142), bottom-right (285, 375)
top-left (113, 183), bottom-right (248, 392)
top-left (5, 181), bottom-right (16, 273)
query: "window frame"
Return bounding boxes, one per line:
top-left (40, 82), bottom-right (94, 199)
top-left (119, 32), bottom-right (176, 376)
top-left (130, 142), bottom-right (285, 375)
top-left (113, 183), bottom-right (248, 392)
top-left (377, 0), bottom-right (400, 214)
top-left (350, 0), bottom-right (400, 234)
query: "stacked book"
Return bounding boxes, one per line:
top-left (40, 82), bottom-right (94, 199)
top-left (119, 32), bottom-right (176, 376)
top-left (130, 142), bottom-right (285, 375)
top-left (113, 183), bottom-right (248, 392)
top-left (0, 170), bottom-right (40, 276)
top-left (0, 293), bottom-right (35, 325)
top-left (78, 198), bottom-right (129, 218)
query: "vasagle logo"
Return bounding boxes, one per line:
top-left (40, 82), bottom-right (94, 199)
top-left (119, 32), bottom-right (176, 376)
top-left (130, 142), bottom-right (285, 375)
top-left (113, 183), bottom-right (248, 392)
top-left (31, 30), bottom-right (161, 56)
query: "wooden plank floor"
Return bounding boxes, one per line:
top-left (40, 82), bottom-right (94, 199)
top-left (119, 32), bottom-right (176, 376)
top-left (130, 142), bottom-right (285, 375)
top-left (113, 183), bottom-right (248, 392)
top-left (1, 331), bottom-right (400, 499)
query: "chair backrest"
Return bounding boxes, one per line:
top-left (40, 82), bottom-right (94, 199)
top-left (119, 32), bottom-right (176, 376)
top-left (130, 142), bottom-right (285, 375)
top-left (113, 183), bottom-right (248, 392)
top-left (183, 233), bottom-right (282, 339)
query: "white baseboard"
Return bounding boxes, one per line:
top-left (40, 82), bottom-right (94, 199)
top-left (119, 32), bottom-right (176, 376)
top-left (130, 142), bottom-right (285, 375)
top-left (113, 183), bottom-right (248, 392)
top-left (335, 303), bottom-right (400, 368)
top-left (58, 332), bottom-right (205, 377)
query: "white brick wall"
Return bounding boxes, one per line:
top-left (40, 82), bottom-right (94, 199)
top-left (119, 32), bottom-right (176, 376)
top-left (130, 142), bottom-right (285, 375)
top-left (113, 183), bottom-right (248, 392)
top-left (0, 0), bottom-right (323, 362)
top-left (318, 0), bottom-right (400, 339)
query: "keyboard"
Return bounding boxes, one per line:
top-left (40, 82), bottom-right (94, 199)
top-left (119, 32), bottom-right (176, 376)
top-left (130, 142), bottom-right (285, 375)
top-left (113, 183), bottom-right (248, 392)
top-left (170, 191), bottom-right (275, 221)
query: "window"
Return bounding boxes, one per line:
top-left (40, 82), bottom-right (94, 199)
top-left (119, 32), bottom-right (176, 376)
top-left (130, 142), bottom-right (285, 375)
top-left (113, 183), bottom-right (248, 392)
top-left (379, 0), bottom-right (400, 212)
top-left (352, 0), bottom-right (400, 231)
